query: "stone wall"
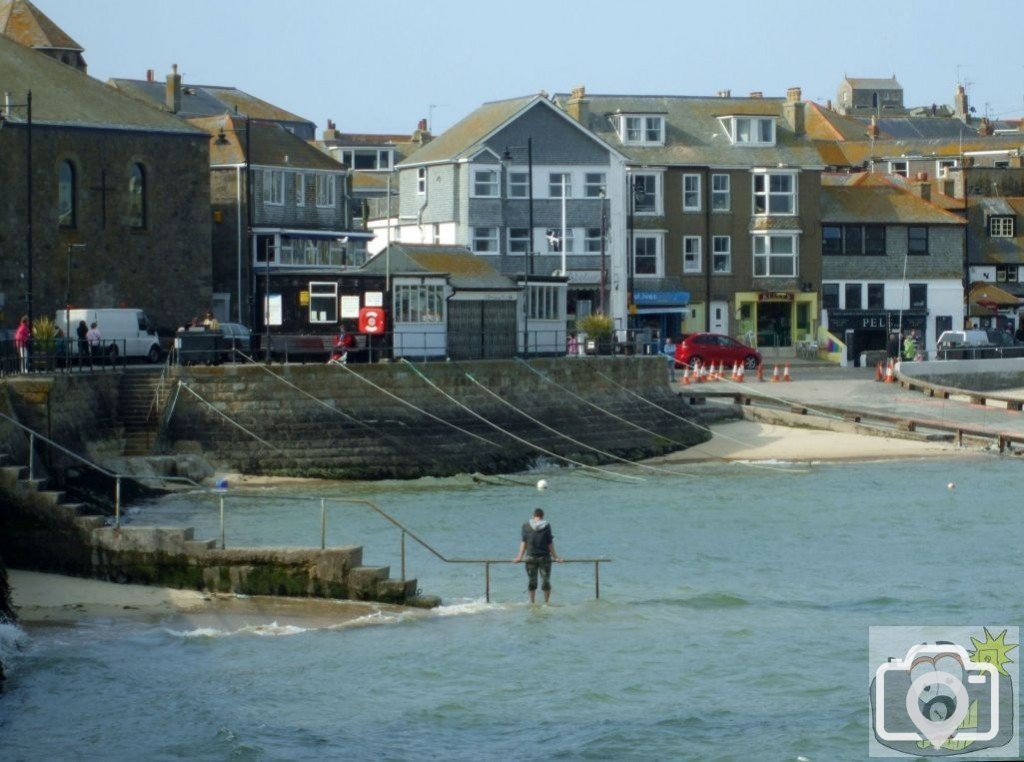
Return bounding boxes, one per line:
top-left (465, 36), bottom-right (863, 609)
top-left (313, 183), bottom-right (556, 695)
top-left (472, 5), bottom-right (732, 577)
top-left (164, 357), bottom-right (711, 479)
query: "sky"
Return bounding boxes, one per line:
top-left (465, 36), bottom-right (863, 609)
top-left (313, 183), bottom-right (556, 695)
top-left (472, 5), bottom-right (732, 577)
top-left (39, 0), bottom-right (1024, 136)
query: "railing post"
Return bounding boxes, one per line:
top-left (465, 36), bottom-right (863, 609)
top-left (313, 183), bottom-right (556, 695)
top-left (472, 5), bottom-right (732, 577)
top-left (401, 530), bottom-right (406, 580)
top-left (485, 561), bottom-right (491, 603)
top-left (594, 560), bottom-right (601, 600)
top-left (320, 498), bottom-right (326, 550)
top-left (219, 495), bottom-right (226, 549)
top-left (114, 476), bottom-right (122, 528)
top-left (28, 432), bottom-right (34, 480)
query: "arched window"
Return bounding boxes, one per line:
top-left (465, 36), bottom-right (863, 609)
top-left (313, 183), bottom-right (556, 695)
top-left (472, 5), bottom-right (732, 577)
top-left (58, 160), bottom-right (75, 227)
top-left (129, 163), bottom-right (146, 229)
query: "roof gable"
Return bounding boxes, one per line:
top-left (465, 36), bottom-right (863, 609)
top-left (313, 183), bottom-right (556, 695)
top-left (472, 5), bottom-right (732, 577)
top-left (190, 114), bottom-right (343, 170)
top-left (0, 0), bottom-right (81, 51)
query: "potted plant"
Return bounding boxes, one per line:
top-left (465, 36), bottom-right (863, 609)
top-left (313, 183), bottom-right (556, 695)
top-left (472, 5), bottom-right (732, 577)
top-left (31, 316), bottom-right (58, 370)
top-left (577, 313), bottom-right (614, 355)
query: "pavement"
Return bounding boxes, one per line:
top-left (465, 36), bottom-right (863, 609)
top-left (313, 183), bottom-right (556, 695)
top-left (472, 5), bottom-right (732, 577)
top-left (670, 362), bottom-right (1024, 438)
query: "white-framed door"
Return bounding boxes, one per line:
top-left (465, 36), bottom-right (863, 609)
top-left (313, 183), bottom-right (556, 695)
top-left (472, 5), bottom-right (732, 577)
top-left (710, 300), bottom-right (729, 334)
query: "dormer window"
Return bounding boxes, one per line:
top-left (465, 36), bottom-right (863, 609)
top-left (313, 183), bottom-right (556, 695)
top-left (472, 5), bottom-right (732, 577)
top-left (989, 215), bottom-right (1016, 238)
top-left (616, 115), bottom-right (665, 146)
top-left (722, 116), bottom-right (775, 146)
top-left (339, 148), bottom-right (394, 171)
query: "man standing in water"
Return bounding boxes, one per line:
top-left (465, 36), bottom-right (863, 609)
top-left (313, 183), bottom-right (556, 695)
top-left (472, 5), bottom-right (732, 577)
top-left (512, 508), bottom-right (562, 603)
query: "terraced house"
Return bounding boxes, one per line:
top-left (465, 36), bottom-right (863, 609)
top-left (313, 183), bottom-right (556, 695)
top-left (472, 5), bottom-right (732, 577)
top-left (819, 173), bottom-right (965, 361)
top-left (562, 87), bottom-right (824, 350)
top-left (371, 94), bottom-right (628, 354)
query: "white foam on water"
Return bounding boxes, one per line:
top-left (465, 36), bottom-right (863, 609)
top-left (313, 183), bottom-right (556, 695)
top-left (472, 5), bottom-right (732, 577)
top-left (0, 621), bottom-right (28, 671)
top-left (433, 597), bottom-right (510, 617)
top-left (162, 621), bottom-right (308, 639)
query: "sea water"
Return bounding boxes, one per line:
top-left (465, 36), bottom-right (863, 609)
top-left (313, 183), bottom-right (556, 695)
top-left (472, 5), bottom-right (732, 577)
top-left (2, 455), bottom-right (1022, 761)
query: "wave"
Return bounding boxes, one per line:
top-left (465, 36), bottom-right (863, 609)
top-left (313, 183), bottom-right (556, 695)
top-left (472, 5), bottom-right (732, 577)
top-left (162, 621), bottom-right (309, 639)
top-left (432, 597), bottom-right (511, 617)
top-left (0, 621), bottom-right (28, 675)
top-left (638, 592), bottom-right (751, 609)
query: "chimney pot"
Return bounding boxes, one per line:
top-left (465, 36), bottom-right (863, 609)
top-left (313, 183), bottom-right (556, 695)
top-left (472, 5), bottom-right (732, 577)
top-left (786, 87), bottom-right (802, 102)
top-left (417, 118), bottom-right (427, 131)
top-left (146, 68), bottom-right (154, 82)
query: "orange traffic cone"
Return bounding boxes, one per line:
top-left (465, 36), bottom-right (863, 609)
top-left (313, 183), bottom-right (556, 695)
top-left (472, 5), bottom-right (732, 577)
top-left (783, 363), bottom-right (792, 382)
top-left (875, 361), bottom-right (884, 382)
top-left (708, 362), bottom-right (717, 382)
top-left (698, 363), bottom-right (707, 383)
top-left (730, 362), bottom-right (738, 381)
top-left (885, 359), bottom-right (895, 384)
top-left (772, 365), bottom-right (780, 382)
top-left (757, 364), bottom-right (764, 382)
top-left (736, 363), bottom-right (745, 383)
top-left (716, 361), bottom-right (725, 381)
top-left (682, 367), bottom-right (691, 385)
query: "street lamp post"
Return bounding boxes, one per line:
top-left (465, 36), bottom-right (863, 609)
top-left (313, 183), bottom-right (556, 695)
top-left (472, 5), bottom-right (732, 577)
top-left (65, 242), bottom-right (86, 363)
top-left (502, 138), bottom-right (534, 357)
top-left (2, 91), bottom-right (33, 327)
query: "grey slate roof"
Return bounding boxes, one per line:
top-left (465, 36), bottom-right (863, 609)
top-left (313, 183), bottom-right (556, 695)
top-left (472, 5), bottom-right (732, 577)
top-left (362, 244), bottom-right (517, 290)
top-left (109, 78), bottom-right (312, 126)
top-left (0, 34), bottom-right (202, 134)
top-left (558, 93), bottom-right (824, 167)
top-left (0, 0), bottom-right (81, 51)
top-left (844, 77), bottom-right (902, 90)
top-left (820, 174), bottom-right (965, 224)
top-left (192, 114), bottom-right (343, 171)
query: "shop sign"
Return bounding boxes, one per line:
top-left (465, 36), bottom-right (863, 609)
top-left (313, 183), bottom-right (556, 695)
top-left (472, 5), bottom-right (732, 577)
top-left (758, 292), bottom-right (794, 302)
top-left (633, 290), bottom-right (690, 306)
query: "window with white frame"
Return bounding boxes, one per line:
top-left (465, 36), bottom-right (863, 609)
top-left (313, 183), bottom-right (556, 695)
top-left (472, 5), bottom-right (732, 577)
top-left (584, 227), bottom-right (604, 253)
top-left (722, 116), bottom-right (775, 146)
top-left (633, 234), bottom-right (662, 276)
top-left (508, 227), bottom-right (530, 255)
top-left (315, 174), bottom-right (336, 207)
top-left (632, 173), bottom-right (660, 214)
top-left (472, 168), bottom-right (499, 197)
top-left (712, 235), bottom-right (731, 273)
top-left (936, 158), bottom-right (958, 177)
top-left (585, 172), bottom-right (606, 198)
top-left (395, 283), bottom-right (445, 323)
top-left (989, 216), bottom-right (1015, 238)
top-left (618, 115), bottom-right (665, 146)
top-left (682, 174), bottom-right (701, 211)
top-left (508, 171), bottom-right (528, 198)
top-left (711, 174), bottom-right (730, 211)
top-left (471, 226), bottom-right (499, 254)
top-left (683, 236), bottom-right (702, 273)
top-left (263, 169), bottom-right (285, 205)
top-left (308, 281), bottom-right (338, 323)
top-left (548, 172), bottom-right (572, 198)
top-left (340, 148), bottom-right (394, 170)
top-left (294, 172), bottom-right (305, 206)
top-left (752, 171), bottom-right (796, 215)
top-left (528, 284), bottom-right (561, 320)
top-left (279, 237), bottom-right (348, 266)
top-left (752, 233), bottom-right (797, 277)
top-left (888, 160), bottom-right (908, 178)
top-left (546, 228), bottom-right (574, 253)
top-left (417, 167), bottom-right (426, 195)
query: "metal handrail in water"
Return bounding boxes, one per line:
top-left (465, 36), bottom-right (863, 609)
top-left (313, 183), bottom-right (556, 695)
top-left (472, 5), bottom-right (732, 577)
top-left (211, 493), bottom-right (611, 603)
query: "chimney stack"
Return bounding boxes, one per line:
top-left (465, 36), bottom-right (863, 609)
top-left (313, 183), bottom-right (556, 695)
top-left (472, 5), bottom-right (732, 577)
top-left (566, 85), bottom-right (589, 124)
top-left (717, 89), bottom-right (731, 98)
top-left (146, 69), bottom-right (154, 82)
top-left (413, 118), bottom-right (432, 145)
top-left (749, 91), bottom-right (763, 99)
top-left (783, 87), bottom-right (805, 136)
top-left (166, 63), bottom-right (181, 113)
top-left (322, 118), bottom-right (338, 141)
top-left (954, 84), bottom-right (970, 123)
top-left (867, 115), bottom-right (880, 138)
top-left (978, 117), bottom-right (994, 136)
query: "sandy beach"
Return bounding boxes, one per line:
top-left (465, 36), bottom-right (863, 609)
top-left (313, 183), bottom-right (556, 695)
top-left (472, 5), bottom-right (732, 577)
top-left (8, 569), bottom-right (410, 629)
top-left (655, 418), bottom-right (965, 463)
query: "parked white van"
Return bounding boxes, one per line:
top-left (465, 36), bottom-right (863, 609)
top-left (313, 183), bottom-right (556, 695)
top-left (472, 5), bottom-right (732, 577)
top-left (55, 308), bottom-right (163, 363)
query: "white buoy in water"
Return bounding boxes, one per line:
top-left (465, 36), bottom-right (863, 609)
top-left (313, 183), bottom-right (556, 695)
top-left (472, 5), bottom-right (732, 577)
top-left (947, 482), bottom-right (956, 491)
top-left (536, 479), bottom-right (548, 491)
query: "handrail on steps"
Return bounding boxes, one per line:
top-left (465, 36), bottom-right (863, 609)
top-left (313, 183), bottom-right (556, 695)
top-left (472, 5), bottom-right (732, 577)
top-left (0, 409), bottom-right (206, 528)
top-left (210, 492), bottom-right (612, 603)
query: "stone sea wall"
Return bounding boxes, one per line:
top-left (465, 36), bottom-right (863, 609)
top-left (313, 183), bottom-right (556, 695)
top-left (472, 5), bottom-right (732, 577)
top-left (163, 357), bottom-right (713, 479)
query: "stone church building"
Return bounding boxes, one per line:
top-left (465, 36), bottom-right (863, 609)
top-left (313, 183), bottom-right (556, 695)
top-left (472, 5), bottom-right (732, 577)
top-left (0, 0), bottom-right (212, 332)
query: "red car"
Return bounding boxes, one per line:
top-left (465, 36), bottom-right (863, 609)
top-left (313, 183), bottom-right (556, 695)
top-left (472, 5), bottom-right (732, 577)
top-left (674, 333), bottom-right (761, 370)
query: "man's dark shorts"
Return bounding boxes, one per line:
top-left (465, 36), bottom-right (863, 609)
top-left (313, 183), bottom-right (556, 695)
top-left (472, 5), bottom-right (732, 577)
top-left (524, 556), bottom-right (552, 591)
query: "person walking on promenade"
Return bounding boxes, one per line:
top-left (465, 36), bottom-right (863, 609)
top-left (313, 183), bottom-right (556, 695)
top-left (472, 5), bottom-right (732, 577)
top-left (14, 315), bottom-right (31, 373)
top-left (512, 508), bottom-right (562, 604)
top-left (663, 336), bottom-right (677, 382)
top-left (886, 332), bottom-right (899, 363)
